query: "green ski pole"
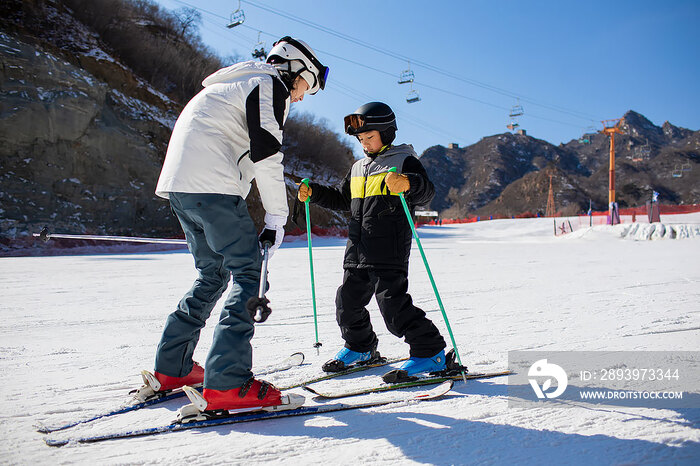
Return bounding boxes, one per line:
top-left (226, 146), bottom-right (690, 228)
top-left (301, 178), bottom-right (322, 353)
top-left (388, 168), bottom-right (466, 381)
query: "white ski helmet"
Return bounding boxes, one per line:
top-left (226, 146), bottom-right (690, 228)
top-left (266, 36), bottom-right (328, 95)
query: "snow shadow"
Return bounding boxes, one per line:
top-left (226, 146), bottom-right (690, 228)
top-left (499, 379), bottom-right (700, 428)
top-left (193, 379), bottom-right (699, 465)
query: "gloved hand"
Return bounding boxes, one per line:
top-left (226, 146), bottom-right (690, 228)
top-left (297, 183), bottom-right (312, 202)
top-left (385, 171), bottom-right (410, 193)
top-left (259, 213), bottom-right (285, 258)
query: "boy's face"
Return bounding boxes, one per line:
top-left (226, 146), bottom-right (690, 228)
top-left (356, 130), bottom-right (383, 154)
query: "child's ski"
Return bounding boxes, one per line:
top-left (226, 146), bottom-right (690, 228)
top-left (303, 370), bottom-right (512, 399)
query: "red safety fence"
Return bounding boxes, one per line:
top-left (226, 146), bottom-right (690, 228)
top-left (288, 204), bottom-right (700, 235)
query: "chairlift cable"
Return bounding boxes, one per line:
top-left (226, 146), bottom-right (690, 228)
top-left (168, 0), bottom-right (600, 132)
top-left (238, 0), bottom-right (599, 122)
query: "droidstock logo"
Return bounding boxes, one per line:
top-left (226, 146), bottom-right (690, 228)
top-left (528, 359), bottom-right (568, 399)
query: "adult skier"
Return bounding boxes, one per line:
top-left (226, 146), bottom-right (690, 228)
top-left (297, 102), bottom-right (448, 381)
top-left (138, 37), bottom-right (329, 411)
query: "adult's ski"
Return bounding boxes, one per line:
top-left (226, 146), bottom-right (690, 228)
top-left (45, 381), bottom-right (454, 446)
top-left (36, 352), bottom-right (305, 434)
top-left (303, 370), bottom-right (512, 399)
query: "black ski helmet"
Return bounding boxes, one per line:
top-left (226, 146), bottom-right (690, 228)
top-left (344, 102), bottom-right (397, 145)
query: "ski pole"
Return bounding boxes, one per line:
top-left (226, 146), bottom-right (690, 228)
top-left (34, 227), bottom-right (187, 245)
top-left (388, 168), bottom-right (466, 382)
top-left (246, 242), bottom-right (272, 323)
top-left (301, 178), bottom-right (322, 353)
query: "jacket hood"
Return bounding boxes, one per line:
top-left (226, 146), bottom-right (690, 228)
top-left (202, 61), bottom-right (281, 87)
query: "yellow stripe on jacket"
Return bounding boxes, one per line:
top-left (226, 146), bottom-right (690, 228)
top-left (350, 173), bottom-right (400, 199)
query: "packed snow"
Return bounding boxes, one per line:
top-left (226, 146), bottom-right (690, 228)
top-left (1, 216), bottom-right (699, 464)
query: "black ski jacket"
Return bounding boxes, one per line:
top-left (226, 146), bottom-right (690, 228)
top-left (308, 144), bottom-right (435, 271)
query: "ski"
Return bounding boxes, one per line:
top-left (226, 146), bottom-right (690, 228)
top-left (277, 356), bottom-right (407, 390)
top-left (36, 352), bottom-right (305, 434)
top-left (303, 370), bottom-right (512, 399)
top-left (45, 381), bottom-right (453, 446)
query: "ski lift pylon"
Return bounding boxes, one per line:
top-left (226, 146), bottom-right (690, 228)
top-left (227, 1), bottom-right (245, 28)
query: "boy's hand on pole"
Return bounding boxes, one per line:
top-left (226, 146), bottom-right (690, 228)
top-left (297, 183), bottom-right (312, 202)
top-left (385, 171), bottom-right (410, 193)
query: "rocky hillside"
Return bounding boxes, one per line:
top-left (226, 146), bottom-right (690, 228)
top-left (0, 0), bottom-right (352, 254)
top-left (421, 111), bottom-right (699, 217)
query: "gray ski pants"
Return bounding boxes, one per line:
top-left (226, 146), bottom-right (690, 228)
top-left (154, 192), bottom-right (262, 390)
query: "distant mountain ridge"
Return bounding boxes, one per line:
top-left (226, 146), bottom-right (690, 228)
top-left (420, 111), bottom-right (699, 217)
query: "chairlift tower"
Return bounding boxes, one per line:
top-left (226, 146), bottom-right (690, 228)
top-left (545, 174), bottom-right (556, 217)
top-left (601, 118), bottom-right (624, 223)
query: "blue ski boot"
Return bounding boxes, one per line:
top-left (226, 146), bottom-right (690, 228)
top-left (382, 349), bottom-right (448, 383)
top-left (322, 346), bottom-right (381, 373)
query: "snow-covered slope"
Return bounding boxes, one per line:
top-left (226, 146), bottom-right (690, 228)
top-left (1, 216), bottom-right (698, 464)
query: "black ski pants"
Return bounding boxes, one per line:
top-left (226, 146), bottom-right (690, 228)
top-left (335, 267), bottom-right (446, 358)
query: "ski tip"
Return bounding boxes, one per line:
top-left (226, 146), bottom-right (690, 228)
top-left (291, 352), bottom-right (305, 364)
top-left (44, 437), bottom-right (69, 447)
top-left (415, 380), bottom-right (454, 399)
top-left (301, 386), bottom-right (320, 396)
top-left (35, 424), bottom-right (50, 434)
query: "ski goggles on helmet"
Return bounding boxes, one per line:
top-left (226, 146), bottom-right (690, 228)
top-left (273, 36), bottom-right (329, 94)
top-left (344, 114), bottom-right (366, 133)
top-left (344, 112), bottom-right (395, 135)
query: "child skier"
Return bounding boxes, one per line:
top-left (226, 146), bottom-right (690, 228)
top-left (297, 102), bottom-right (448, 382)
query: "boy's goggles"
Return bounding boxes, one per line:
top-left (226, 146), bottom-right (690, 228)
top-left (344, 114), bottom-right (366, 133)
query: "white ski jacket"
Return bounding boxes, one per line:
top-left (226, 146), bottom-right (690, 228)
top-left (156, 61), bottom-right (290, 218)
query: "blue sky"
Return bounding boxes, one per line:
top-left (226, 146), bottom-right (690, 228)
top-left (153, 0), bottom-right (699, 157)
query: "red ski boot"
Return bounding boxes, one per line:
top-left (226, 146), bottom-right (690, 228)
top-left (178, 378), bottom-right (305, 421)
top-left (135, 363), bottom-right (204, 402)
top-left (204, 378), bottom-right (282, 410)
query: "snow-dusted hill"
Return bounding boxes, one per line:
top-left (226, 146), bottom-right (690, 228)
top-left (1, 216), bottom-right (698, 464)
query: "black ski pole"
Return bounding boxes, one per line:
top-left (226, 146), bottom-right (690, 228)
top-left (246, 242), bottom-right (272, 323)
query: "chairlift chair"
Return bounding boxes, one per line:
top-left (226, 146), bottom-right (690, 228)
top-left (227, 1), bottom-right (245, 28)
top-left (251, 32), bottom-right (266, 60)
top-left (672, 165), bottom-right (683, 178)
top-left (507, 122), bottom-right (520, 131)
top-left (681, 162), bottom-right (691, 172)
top-left (398, 61), bottom-right (414, 84)
top-left (509, 99), bottom-right (524, 118)
top-left (406, 89), bottom-right (421, 103)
